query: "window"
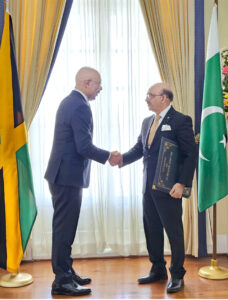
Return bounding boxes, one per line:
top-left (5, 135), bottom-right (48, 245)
top-left (29, 0), bottom-right (161, 258)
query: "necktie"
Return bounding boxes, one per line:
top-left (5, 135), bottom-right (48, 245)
top-left (147, 114), bottom-right (161, 148)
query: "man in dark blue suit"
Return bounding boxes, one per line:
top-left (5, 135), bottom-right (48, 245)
top-left (116, 83), bottom-right (197, 293)
top-left (45, 67), bottom-right (120, 296)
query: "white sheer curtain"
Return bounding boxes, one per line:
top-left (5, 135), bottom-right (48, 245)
top-left (28, 0), bottom-right (161, 259)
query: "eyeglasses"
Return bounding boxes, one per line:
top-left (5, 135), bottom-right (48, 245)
top-left (146, 93), bottom-right (163, 99)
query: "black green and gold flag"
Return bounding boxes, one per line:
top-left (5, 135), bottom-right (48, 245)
top-left (0, 0), bottom-right (4, 45)
top-left (0, 13), bottom-right (37, 273)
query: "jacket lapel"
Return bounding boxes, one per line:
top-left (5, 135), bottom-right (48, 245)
top-left (147, 106), bottom-right (175, 146)
top-left (144, 115), bottom-right (155, 146)
top-left (160, 106), bottom-right (175, 126)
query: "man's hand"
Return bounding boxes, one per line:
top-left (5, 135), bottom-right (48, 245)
top-left (109, 151), bottom-right (123, 166)
top-left (169, 183), bottom-right (185, 199)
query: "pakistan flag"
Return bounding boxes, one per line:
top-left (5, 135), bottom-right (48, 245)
top-left (198, 4), bottom-right (228, 212)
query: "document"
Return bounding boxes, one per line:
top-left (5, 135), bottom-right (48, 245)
top-left (152, 137), bottom-right (191, 198)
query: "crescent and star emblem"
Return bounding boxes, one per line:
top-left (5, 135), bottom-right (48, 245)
top-left (199, 106), bottom-right (226, 162)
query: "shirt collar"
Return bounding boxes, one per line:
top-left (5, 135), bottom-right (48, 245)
top-left (74, 88), bottom-right (89, 103)
top-left (158, 104), bottom-right (171, 119)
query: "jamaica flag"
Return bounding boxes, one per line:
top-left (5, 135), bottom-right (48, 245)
top-left (0, 13), bottom-right (37, 273)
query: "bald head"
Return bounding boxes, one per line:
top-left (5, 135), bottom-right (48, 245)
top-left (75, 67), bottom-right (99, 84)
top-left (146, 82), bottom-right (173, 114)
top-left (75, 67), bottom-right (102, 100)
top-left (151, 83), bottom-right (173, 101)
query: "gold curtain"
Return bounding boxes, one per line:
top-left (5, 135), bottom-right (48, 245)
top-left (139, 0), bottom-right (198, 256)
top-left (8, 0), bottom-right (66, 129)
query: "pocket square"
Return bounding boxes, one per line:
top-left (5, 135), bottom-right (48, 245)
top-left (161, 124), bottom-right (171, 131)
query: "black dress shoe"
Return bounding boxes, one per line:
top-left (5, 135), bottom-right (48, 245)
top-left (138, 272), bottom-right (168, 284)
top-left (51, 281), bottom-right (91, 296)
top-left (167, 279), bottom-right (184, 293)
top-left (72, 273), bottom-right (91, 285)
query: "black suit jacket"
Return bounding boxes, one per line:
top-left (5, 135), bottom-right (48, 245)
top-left (45, 90), bottom-right (110, 188)
top-left (122, 106), bottom-right (197, 193)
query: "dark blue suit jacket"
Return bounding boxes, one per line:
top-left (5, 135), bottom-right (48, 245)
top-left (122, 106), bottom-right (197, 193)
top-left (45, 90), bottom-right (110, 188)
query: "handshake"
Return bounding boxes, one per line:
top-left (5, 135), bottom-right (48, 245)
top-left (108, 151), bottom-right (123, 166)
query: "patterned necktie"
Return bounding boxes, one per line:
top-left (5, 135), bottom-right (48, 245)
top-left (147, 114), bottom-right (161, 148)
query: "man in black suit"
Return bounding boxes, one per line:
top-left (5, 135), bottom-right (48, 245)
top-left (116, 82), bottom-right (197, 293)
top-left (45, 67), bottom-right (121, 296)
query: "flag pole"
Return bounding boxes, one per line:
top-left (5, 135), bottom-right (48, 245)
top-left (212, 204), bottom-right (217, 261)
top-left (198, 203), bottom-right (228, 279)
top-left (198, 0), bottom-right (228, 280)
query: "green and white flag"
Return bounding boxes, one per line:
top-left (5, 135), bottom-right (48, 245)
top-left (198, 4), bottom-right (228, 212)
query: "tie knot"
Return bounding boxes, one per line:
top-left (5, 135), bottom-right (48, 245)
top-left (155, 114), bottom-right (161, 122)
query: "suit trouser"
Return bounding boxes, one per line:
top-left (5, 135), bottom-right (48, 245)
top-left (143, 181), bottom-right (186, 279)
top-left (49, 182), bottom-right (82, 283)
